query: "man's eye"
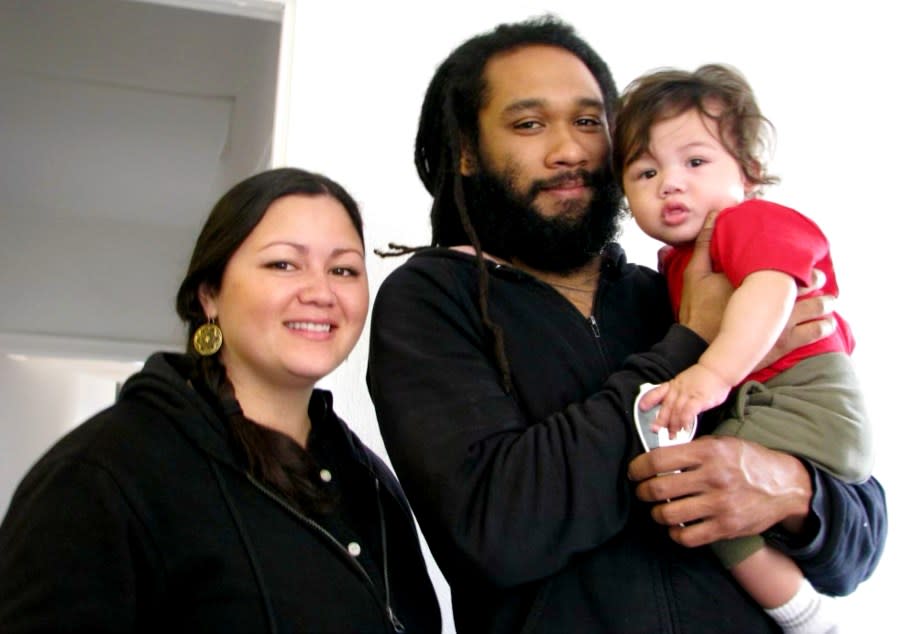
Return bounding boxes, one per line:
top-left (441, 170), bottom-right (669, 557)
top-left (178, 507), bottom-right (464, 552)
top-left (575, 117), bottom-right (601, 127)
top-left (513, 120), bottom-right (542, 130)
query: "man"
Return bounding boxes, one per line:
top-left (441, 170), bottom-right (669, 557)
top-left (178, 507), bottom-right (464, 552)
top-left (367, 16), bottom-right (885, 633)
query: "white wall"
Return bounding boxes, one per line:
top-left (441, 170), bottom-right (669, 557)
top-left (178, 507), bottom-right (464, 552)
top-left (0, 213), bottom-right (192, 346)
top-left (0, 355), bottom-right (140, 518)
top-left (283, 1), bottom-right (897, 632)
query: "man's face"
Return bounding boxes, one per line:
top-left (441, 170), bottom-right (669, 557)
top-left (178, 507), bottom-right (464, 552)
top-left (461, 45), bottom-right (621, 272)
top-left (466, 45), bottom-right (610, 221)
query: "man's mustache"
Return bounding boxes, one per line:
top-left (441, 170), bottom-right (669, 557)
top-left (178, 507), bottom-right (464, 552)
top-left (528, 169), bottom-right (596, 199)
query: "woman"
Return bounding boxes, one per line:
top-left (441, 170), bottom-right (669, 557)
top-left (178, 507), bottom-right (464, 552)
top-left (0, 168), bottom-right (442, 632)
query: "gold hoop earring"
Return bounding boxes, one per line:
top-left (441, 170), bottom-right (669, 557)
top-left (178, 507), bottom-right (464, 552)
top-left (193, 319), bottom-right (223, 356)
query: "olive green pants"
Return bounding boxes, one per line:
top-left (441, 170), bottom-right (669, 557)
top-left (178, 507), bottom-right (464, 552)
top-left (709, 352), bottom-right (872, 568)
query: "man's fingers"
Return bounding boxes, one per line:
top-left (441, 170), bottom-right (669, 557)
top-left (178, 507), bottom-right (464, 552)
top-left (756, 291), bottom-right (837, 371)
top-left (791, 316), bottom-right (837, 344)
top-left (667, 516), bottom-right (724, 548)
top-left (798, 268), bottom-right (827, 295)
top-left (683, 211), bottom-right (717, 276)
top-left (790, 294), bottom-right (836, 325)
top-left (628, 444), bottom-right (702, 486)
top-left (693, 210), bottom-right (718, 251)
top-left (631, 437), bottom-right (813, 547)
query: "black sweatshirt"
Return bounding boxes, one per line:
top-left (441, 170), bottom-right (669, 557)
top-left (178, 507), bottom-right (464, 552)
top-left (0, 353), bottom-right (441, 633)
top-left (367, 245), bottom-right (886, 634)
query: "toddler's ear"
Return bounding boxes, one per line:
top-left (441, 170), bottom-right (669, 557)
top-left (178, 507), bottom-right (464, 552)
top-left (744, 160), bottom-right (763, 197)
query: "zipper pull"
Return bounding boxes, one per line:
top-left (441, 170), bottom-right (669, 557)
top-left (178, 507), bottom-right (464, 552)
top-left (387, 606), bottom-right (406, 632)
top-left (588, 315), bottom-right (601, 338)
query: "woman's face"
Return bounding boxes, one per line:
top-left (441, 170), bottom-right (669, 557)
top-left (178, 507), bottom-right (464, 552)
top-left (201, 194), bottom-right (368, 391)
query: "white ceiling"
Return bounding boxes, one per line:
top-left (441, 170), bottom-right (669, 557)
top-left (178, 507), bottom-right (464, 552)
top-left (0, 0), bottom-right (280, 228)
top-left (0, 0), bottom-right (281, 356)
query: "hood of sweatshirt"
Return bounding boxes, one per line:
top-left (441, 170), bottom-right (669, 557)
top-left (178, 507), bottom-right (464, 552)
top-left (118, 352), bottom-right (377, 476)
top-left (117, 352), bottom-right (240, 467)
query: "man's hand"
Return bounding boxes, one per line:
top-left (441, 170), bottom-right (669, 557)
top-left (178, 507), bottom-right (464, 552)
top-left (627, 436), bottom-right (813, 546)
top-left (758, 270), bottom-right (837, 370)
top-left (679, 211), bottom-right (731, 342)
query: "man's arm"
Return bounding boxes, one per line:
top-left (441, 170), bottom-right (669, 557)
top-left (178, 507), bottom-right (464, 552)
top-left (366, 256), bottom-right (706, 588)
top-left (627, 438), bottom-right (886, 595)
top-left (772, 464), bottom-right (886, 596)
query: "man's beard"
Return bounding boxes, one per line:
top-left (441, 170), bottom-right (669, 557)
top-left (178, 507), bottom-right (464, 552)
top-left (462, 164), bottom-right (623, 274)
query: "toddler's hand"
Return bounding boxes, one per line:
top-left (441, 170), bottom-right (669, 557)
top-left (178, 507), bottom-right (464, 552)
top-left (641, 364), bottom-right (731, 437)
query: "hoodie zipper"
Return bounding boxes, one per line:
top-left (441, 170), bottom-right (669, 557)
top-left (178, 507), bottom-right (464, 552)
top-left (588, 315), bottom-right (601, 338)
top-left (246, 473), bottom-right (404, 632)
top-left (376, 479), bottom-right (406, 632)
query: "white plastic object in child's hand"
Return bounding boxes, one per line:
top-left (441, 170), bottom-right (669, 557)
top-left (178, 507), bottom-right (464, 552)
top-left (633, 382), bottom-right (697, 452)
top-left (633, 382), bottom-right (698, 527)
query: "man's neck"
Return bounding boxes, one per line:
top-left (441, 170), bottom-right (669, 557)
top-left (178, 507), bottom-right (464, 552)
top-left (450, 245), bottom-right (603, 316)
top-left (511, 253), bottom-right (602, 287)
top-left (512, 254), bottom-right (602, 317)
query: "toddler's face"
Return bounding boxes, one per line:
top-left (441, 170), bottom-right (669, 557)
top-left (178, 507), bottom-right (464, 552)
top-left (622, 107), bottom-right (749, 247)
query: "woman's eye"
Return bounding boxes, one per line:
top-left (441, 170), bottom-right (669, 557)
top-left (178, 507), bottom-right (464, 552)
top-left (331, 267), bottom-right (360, 278)
top-left (688, 158), bottom-right (706, 167)
top-left (638, 169), bottom-right (656, 180)
top-left (267, 261), bottom-right (294, 271)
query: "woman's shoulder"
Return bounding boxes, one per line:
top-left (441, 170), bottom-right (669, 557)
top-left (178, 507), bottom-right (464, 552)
top-left (16, 397), bottom-right (176, 490)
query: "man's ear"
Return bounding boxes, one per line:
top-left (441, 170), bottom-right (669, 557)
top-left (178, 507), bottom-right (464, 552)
top-left (198, 283), bottom-right (217, 319)
top-left (459, 139), bottom-right (478, 176)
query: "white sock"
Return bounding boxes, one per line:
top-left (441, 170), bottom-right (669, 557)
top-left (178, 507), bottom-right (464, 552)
top-left (764, 578), bottom-right (840, 634)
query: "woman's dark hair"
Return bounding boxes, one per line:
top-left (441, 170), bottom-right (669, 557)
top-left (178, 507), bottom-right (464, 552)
top-left (613, 64), bottom-right (778, 192)
top-left (408, 15), bottom-right (617, 393)
top-left (176, 167), bottom-right (364, 514)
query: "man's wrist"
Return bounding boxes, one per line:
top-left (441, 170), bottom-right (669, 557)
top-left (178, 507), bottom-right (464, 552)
top-left (682, 314), bottom-right (717, 343)
top-left (775, 453), bottom-right (814, 535)
top-left (656, 324), bottom-right (708, 373)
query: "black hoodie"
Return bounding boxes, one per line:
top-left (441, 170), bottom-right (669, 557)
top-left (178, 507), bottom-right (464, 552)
top-left (368, 246), bottom-right (886, 633)
top-left (0, 353), bottom-right (441, 633)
